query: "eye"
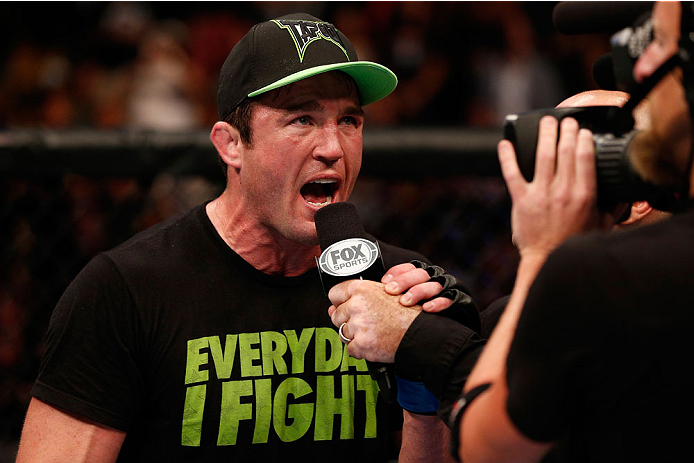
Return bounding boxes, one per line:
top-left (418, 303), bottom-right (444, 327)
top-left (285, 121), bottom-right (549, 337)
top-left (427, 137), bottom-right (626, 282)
top-left (341, 116), bottom-right (360, 127)
top-left (293, 116), bottom-right (310, 126)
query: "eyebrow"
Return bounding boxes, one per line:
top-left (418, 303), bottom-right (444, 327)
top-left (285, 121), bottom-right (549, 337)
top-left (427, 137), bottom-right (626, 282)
top-left (344, 106), bottom-right (365, 117)
top-left (284, 100), bottom-right (322, 113)
top-left (282, 100), bottom-right (365, 117)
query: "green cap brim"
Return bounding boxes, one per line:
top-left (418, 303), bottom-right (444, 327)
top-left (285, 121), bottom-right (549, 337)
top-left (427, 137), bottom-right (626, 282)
top-left (247, 61), bottom-right (398, 106)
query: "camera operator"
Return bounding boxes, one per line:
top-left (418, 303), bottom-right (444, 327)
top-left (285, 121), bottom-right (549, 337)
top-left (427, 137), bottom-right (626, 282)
top-left (457, 2), bottom-right (694, 462)
top-left (480, 88), bottom-right (668, 340)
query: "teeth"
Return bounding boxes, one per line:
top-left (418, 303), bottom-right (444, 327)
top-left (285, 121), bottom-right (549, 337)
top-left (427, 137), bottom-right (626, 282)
top-left (307, 196), bottom-right (332, 206)
top-left (304, 179), bottom-right (336, 206)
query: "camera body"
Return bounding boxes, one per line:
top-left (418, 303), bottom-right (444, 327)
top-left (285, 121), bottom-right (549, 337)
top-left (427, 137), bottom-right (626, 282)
top-left (503, 106), bottom-right (682, 212)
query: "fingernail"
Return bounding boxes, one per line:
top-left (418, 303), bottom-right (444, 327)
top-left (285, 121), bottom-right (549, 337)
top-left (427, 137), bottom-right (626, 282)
top-left (382, 274), bottom-right (393, 284)
top-left (385, 282), bottom-right (399, 293)
top-left (401, 294), bottom-right (412, 305)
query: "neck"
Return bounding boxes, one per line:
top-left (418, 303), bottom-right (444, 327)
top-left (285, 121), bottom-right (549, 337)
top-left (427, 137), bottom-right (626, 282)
top-left (206, 193), bottom-right (321, 277)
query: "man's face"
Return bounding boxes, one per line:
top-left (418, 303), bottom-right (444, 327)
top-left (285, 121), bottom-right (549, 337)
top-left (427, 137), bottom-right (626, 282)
top-left (237, 71), bottom-right (364, 245)
top-left (631, 1), bottom-right (693, 187)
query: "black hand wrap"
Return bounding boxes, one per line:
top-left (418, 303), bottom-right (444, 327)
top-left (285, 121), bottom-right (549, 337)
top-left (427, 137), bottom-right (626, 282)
top-left (410, 260), bottom-right (481, 333)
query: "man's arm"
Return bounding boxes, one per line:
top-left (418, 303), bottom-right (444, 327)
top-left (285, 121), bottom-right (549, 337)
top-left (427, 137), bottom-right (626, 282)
top-left (459, 255), bottom-right (552, 463)
top-left (16, 398), bottom-right (126, 463)
top-left (400, 411), bottom-right (457, 463)
top-left (332, 263), bottom-right (467, 463)
top-left (458, 117), bottom-right (604, 462)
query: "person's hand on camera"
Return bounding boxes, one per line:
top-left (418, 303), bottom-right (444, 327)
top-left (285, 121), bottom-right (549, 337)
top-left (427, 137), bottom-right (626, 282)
top-left (498, 116), bottom-right (605, 258)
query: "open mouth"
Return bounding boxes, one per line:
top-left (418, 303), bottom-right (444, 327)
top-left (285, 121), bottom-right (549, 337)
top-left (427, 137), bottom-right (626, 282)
top-left (300, 179), bottom-right (337, 207)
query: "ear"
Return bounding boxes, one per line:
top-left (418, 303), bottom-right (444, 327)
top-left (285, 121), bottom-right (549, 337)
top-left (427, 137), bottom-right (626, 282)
top-left (621, 201), bottom-right (654, 225)
top-left (210, 121), bottom-right (243, 170)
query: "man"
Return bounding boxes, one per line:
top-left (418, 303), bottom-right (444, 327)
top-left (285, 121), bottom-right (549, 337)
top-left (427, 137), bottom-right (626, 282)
top-left (461, 2), bottom-right (694, 461)
top-left (16, 13), bottom-right (478, 462)
top-left (329, 2), bottom-right (694, 460)
top-left (480, 88), bottom-right (666, 339)
top-left (458, 2), bottom-right (694, 461)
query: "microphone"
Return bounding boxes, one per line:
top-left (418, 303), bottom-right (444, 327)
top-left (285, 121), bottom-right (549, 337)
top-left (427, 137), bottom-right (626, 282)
top-left (315, 202), bottom-right (385, 290)
top-left (314, 202), bottom-right (397, 403)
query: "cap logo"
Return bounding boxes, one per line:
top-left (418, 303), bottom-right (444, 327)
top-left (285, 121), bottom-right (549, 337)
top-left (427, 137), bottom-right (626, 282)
top-left (272, 19), bottom-right (349, 62)
top-left (318, 238), bottom-right (379, 277)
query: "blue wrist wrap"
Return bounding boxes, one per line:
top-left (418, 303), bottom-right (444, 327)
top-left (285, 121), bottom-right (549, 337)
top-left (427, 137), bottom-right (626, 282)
top-left (395, 376), bottom-right (439, 414)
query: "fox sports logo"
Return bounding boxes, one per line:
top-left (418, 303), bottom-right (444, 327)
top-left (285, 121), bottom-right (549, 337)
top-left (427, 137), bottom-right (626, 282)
top-left (318, 238), bottom-right (379, 277)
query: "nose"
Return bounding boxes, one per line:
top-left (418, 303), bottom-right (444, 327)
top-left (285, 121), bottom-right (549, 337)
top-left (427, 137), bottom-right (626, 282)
top-left (313, 124), bottom-right (344, 163)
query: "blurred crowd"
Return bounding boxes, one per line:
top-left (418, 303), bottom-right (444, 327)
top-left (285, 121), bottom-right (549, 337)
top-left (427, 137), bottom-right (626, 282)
top-left (0, 2), bottom-right (611, 459)
top-left (0, 1), bottom-right (610, 130)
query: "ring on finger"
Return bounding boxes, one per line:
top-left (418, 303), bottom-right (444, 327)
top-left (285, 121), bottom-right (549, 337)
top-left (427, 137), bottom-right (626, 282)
top-left (338, 322), bottom-right (353, 344)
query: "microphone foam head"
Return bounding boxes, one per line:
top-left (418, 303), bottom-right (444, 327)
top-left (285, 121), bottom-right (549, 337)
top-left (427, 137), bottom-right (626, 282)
top-left (314, 202), bottom-right (367, 251)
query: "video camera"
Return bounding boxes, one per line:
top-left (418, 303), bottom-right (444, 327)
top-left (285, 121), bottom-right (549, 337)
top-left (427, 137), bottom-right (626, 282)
top-left (503, 3), bottom-right (693, 214)
top-left (503, 105), bottom-right (682, 212)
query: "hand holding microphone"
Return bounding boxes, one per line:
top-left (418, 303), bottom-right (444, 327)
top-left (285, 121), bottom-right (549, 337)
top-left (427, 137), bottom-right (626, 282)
top-left (316, 202), bottom-right (478, 412)
top-left (315, 202), bottom-right (454, 359)
top-left (327, 279), bottom-right (421, 363)
top-left (315, 202), bottom-right (400, 402)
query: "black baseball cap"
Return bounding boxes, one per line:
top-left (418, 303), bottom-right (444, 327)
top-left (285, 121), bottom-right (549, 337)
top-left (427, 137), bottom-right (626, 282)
top-left (217, 13), bottom-right (398, 120)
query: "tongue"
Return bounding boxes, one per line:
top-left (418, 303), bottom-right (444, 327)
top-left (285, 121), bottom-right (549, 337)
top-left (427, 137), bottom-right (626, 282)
top-left (301, 183), bottom-right (330, 204)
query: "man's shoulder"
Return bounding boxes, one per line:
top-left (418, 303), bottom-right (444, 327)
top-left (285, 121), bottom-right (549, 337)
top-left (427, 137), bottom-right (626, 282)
top-left (560, 210), bottom-right (694, 263)
top-left (103, 204), bottom-right (208, 270)
top-left (540, 210), bottom-right (694, 293)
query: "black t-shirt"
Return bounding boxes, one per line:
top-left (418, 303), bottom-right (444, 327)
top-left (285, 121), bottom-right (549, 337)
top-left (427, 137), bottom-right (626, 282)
top-left (32, 203), bottom-right (429, 462)
top-left (506, 209), bottom-right (694, 462)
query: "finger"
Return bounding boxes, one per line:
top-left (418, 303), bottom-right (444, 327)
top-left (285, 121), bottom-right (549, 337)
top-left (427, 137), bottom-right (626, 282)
top-left (575, 128), bottom-right (597, 193)
top-left (340, 321), bottom-right (353, 341)
top-left (384, 267), bottom-right (431, 295)
top-left (422, 297), bottom-right (454, 313)
top-left (399, 281), bottom-right (444, 306)
top-left (497, 139), bottom-right (526, 198)
top-left (555, 117), bottom-right (579, 184)
top-left (328, 279), bottom-right (360, 306)
top-left (329, 303), bottom-right (346, 328)
top-left (533, 116), bottom-right (559, 183)
top-left (382, 263), bottom-right (416, 284)
top-left (342, 320), bottom-right (371, 361)
top-left (346, 342), bottom-right (365, 360)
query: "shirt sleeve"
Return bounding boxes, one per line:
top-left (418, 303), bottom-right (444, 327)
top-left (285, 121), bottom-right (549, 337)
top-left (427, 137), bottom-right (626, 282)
top-left (31, 254), bottom-right (143, 431)
top-left (395, 312), bottom-right (485, 423)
